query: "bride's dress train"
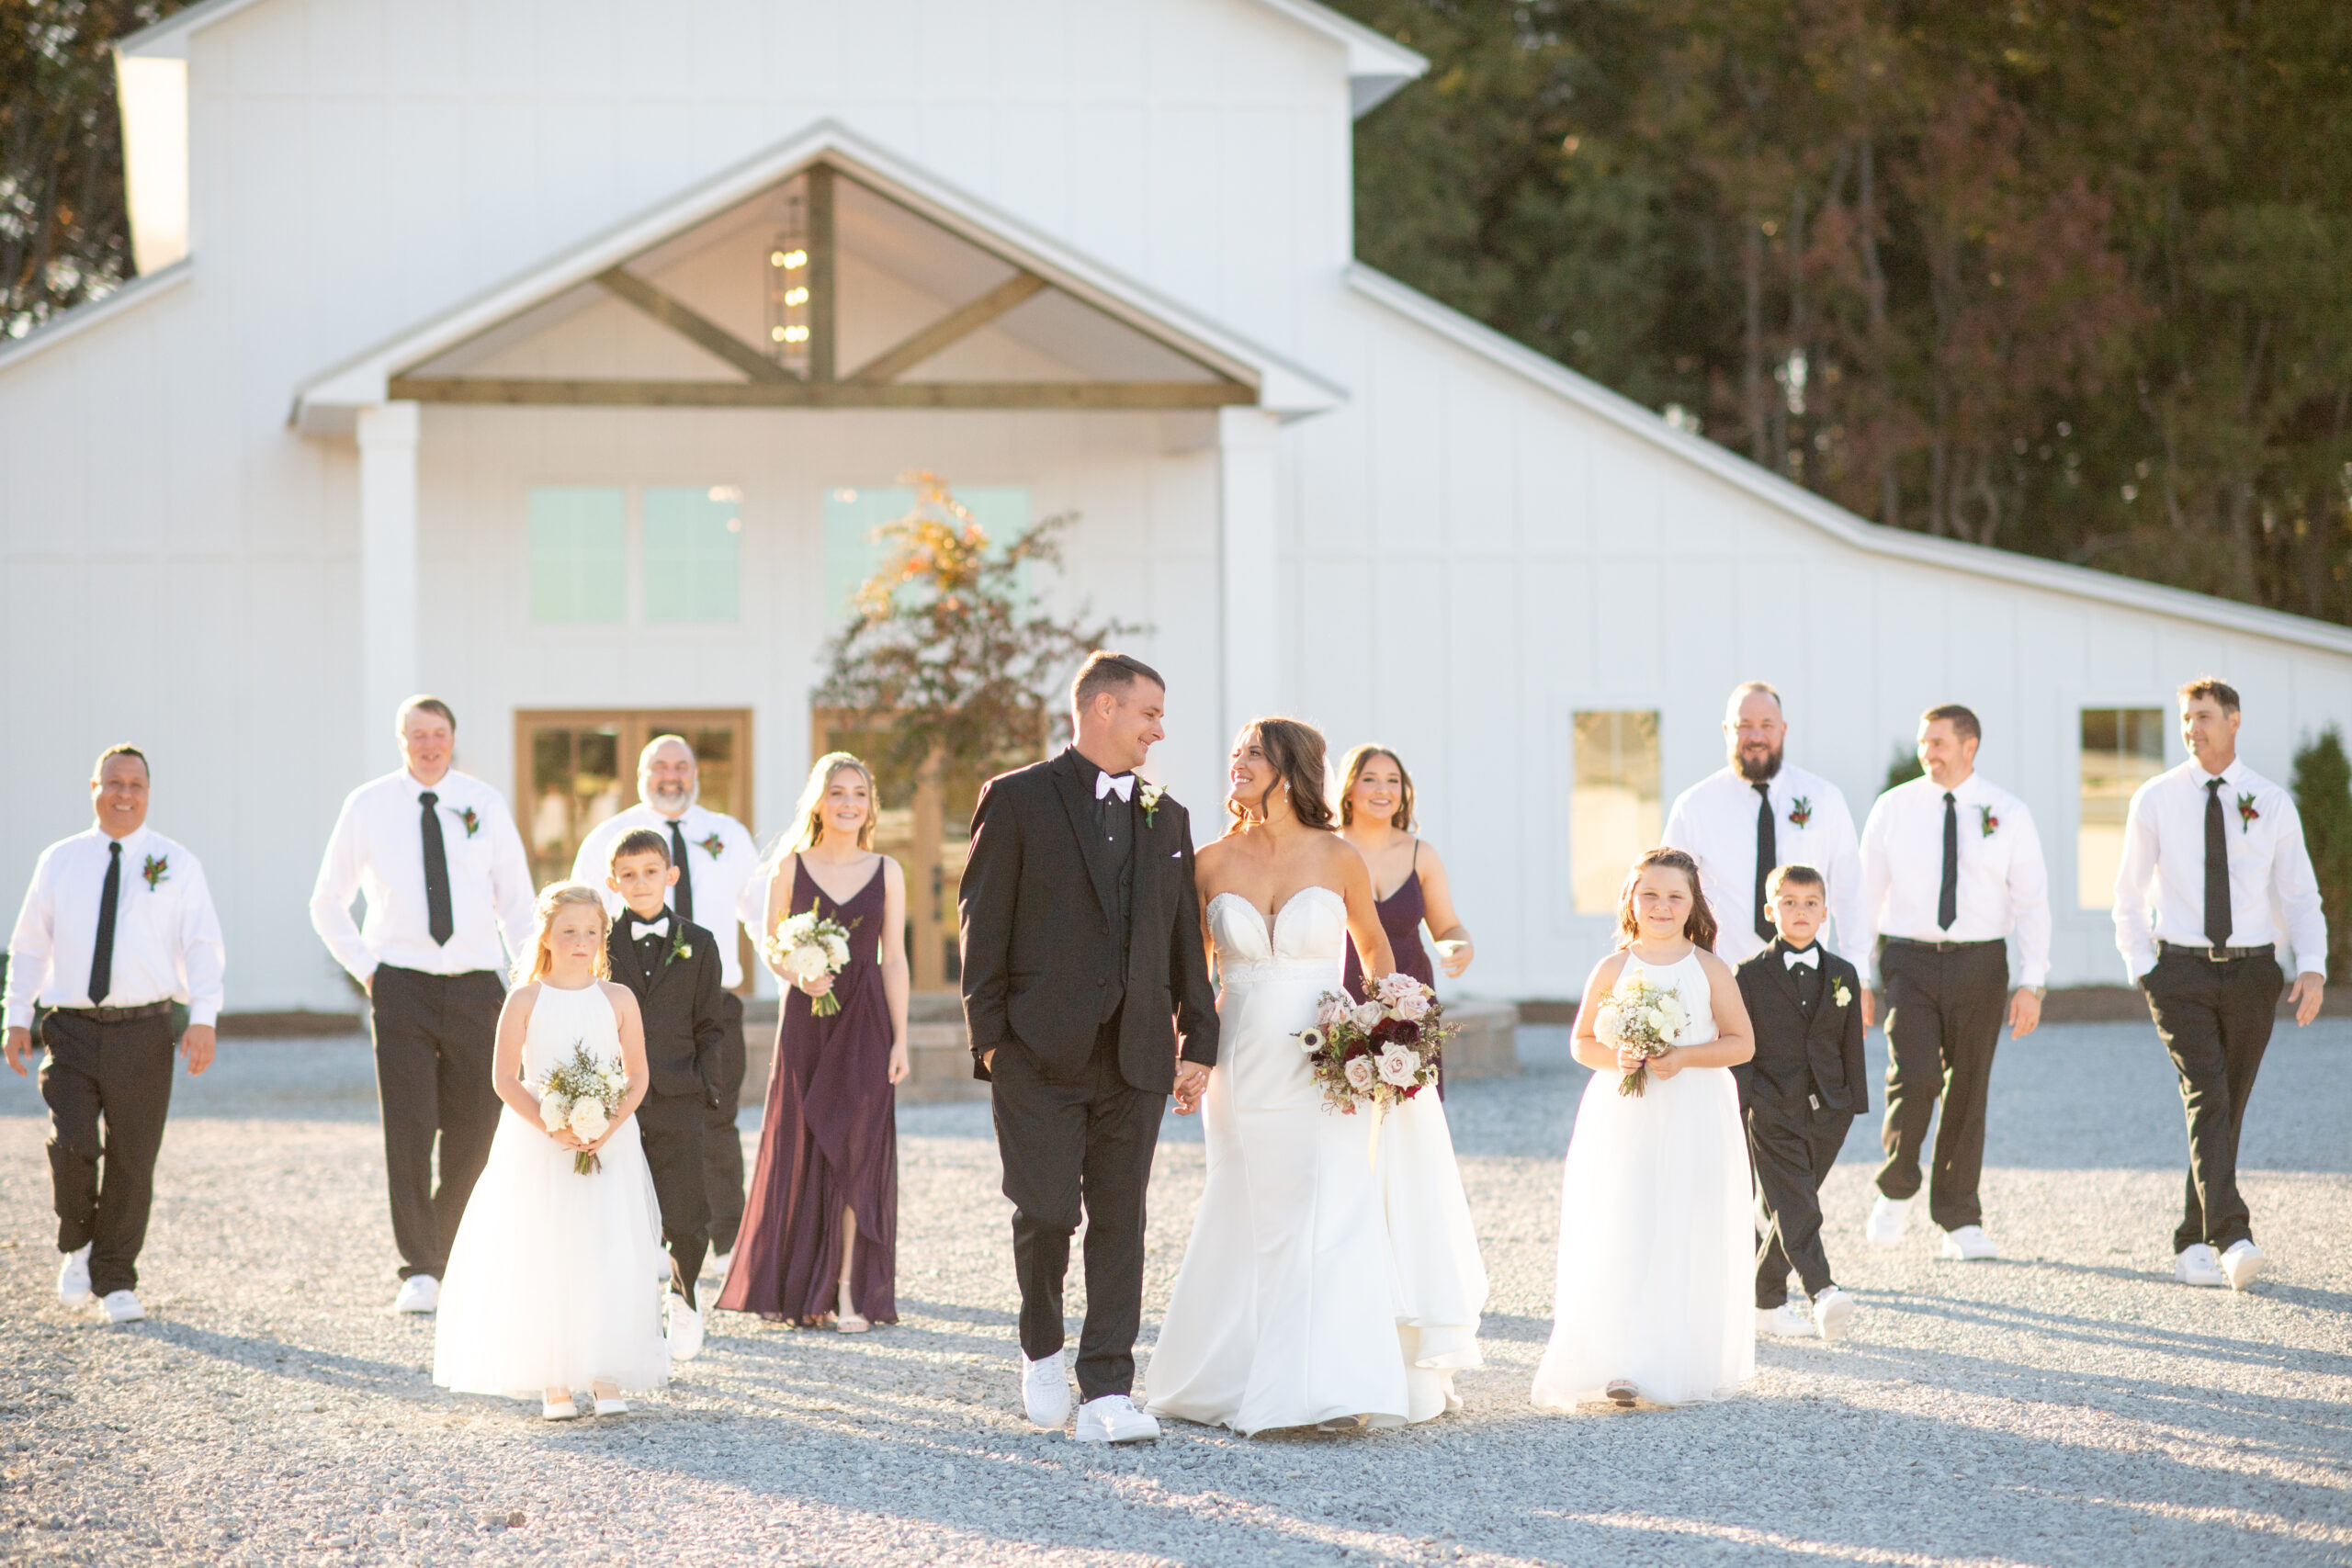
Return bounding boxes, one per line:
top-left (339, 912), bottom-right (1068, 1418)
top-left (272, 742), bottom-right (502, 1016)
top-left (1144, 887), bottom-right (1485, 1434)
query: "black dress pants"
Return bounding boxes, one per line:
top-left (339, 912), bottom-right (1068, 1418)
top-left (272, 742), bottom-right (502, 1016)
top-left (1876, 939), bottom-right (2008, 1232)
top-left (1747, 1091), bottom-right (1854, 1307)
top-left (705, 989), bottom-right (748, 1256)
top-left (989, 1020), bottom-right (1166, 1402)
top-left (636, 1089), bottom-right (711, 1305)
top-left (40, 1010), bottom-right (176, 1296)
top-left (2142, 948), bottom-right (2284, 1253)
top-left (368, 966), bottom-right (504, 1280)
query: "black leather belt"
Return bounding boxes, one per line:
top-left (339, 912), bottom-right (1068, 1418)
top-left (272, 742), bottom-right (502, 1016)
top-left (1883, 936), bottom-right (2003, 953)
top-left (2158, 941), bottom-right (2274, 963)
top-left (48, 1001), bottom-right (173, 1023)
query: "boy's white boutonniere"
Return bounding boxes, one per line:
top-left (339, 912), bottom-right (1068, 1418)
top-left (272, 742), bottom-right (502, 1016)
top-left (668, 928), bottom-right (694, 963)
top-left (1138, 782), bottom-right (1167, 828)
top-left (1833, 979), bottom-right (1852, 1009)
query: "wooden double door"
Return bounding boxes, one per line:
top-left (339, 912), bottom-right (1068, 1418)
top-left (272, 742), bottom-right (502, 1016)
top-left (515, 709), bottom-right (754, 894)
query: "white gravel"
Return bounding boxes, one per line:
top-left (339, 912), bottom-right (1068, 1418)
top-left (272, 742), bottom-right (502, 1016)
top-left (2, 1018), bottom-right (2348, 1565)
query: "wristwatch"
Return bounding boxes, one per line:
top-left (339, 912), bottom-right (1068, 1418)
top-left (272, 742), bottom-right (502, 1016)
top-left (2026, 986), bottom-right (2046, 999)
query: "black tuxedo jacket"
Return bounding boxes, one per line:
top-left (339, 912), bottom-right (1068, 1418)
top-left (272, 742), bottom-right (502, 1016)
top-left (958, 748), bottom-right (1219, 1091)
top-left (1733, 937), bottom-right (1869, 1115)
top-left (605, 910), bottom-right (729, 1107)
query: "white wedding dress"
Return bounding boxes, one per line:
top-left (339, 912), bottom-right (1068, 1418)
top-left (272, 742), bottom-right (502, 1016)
top-left (1144, 887), bottom-right (1487, 1434)
top-left (434, 979), bottom-right (672, 1398)
top-left (1531, 948), bottom-right (1753, 1408)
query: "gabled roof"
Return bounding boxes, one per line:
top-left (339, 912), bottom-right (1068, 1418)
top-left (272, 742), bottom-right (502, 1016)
top-left (0, 259), bottom-right (191, 374)
top-left (1346, 264), bottom-right (2352, 658)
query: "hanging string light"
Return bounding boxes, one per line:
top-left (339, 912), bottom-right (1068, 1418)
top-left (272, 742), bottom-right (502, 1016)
top-left (765, 183), bottom-right (811, 375)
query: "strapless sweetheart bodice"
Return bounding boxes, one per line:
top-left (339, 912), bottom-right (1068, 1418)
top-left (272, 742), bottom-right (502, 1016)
top-left (1207, 886), bottom-right (1346, 980)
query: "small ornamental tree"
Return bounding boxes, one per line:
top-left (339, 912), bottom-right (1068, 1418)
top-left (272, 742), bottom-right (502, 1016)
top-left (2290, 727), bottom-right (2352, 983)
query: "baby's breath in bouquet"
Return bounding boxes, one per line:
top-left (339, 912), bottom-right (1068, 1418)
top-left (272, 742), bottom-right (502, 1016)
top-left (536, 1041), bottom-right (626, 1174)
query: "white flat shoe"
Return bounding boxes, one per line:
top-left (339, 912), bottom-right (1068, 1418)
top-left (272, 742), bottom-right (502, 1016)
top-left (2221, 1239), bottom-right (2267, 1292)
top-left (1315, 1413), bottom-right (1369, 1433)
top-left (1865, 1195), bottom-right (1913, 1247)
top-left (2176, 1243), bottom-right (2227, 1288)
top-left (1603, 1379), bottom-right (1640, 1408)
top-left (1812, 1287), bottom-right (1856, 1342)
top-left (1021, 1351), bottom-right (1071, 1428)
top-left (1073, 1394), bottom-right (1159, 1443)
top-left (594, 1396), bottom-right (628, 1416)
top-left (96, 1289), bottom-right (144, 1325)
top-left (392, 1275), bottom-right (439, 1314)
top-left (1755, 1303), bottom-right (1814, 1337)
top-left (1940, 1224), bottom-right (1998, 1261)
top-left (542, 1396), bottom-right (579, 1421)
top-left (665, 1292), bottom-right (704, 1360)
top-left (56, 1245), bottom-right (92, 1306)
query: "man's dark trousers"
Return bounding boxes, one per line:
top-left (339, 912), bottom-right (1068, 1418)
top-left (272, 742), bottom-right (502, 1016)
top-left (1876, 938), bottom-right (2007, 1232)
top-left (637, 1089), bottom-right (711, 1304)
top-left (40, 1009), bottom-right (176, 1296)
top-left (705, 989), bottom-right (747, 1256)
top-left (368, 965), bottom-right (504, 1280)
top-left (2142, 946), bottom-right (2284, 1253)
top-left (989, 1010), bottom-right (1164, 1404)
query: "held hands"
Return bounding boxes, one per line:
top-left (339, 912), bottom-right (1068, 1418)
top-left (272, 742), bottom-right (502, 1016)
top-left (888, 1041), bottom-right (910, 1085)
top-left (2007, 987), bottom-right (2042, 1041)
top-left (2290, 972), bottom-right (2324, 1026)
top-left (1172, 1061), bottom-right (1210, 1115)
top-left (2, 1027), bottom-right (28, 1077)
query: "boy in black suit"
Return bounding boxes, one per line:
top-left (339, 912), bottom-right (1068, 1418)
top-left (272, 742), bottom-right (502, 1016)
top-left (1734, 863), bottom-right (1868, 1342)
top-left (605, 829), bottom-right (729, 1359)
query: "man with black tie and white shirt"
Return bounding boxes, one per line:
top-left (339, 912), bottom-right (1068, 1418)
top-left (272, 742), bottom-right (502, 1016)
top-left (570, 735), bottom-right (762, 1271)
top-left (310, 697), bottom-right (535, 1314)
top-left (2114, 678), bottom-right (2324, 1292)
top-left (4, 746), bottom-right (225, 1325)
top-left (1855, 704), bottom-right (2050, 1262)
top-left (1663, 682), bottom-right (1864, 966)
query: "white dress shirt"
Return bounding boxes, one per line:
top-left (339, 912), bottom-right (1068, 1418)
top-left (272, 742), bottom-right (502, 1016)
top-left (1856, 771), bottom-right (2052, 986)
top-left (310, 768), bottom-right (537, 982)
top-left (571, 801), bottom-right (762, 988)
top-left (2111, 758), bottom-right (2325, 979)
top-left (5, 825), bottom-right (226, 1028)
top-left (1662, 762), bottom-right (1864, 967)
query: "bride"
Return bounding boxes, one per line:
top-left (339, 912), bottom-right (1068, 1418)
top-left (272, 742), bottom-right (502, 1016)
top-left (1144, 716), bottom-right (1485, 1434)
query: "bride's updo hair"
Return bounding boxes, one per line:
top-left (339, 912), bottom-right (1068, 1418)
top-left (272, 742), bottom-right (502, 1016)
top-left (516, 881), bottom-right (613, 987)
top-left (1226, 716), bottom-right (1336, 834)
top-left (1614, 847), bottom-right (1719, 953)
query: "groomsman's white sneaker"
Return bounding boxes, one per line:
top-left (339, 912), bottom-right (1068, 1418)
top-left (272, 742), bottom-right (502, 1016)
top-left (1073, 1394), bottom-right (1160, 1443)
top-left (665, 1292), bottom-right (704, 1360)
top-left (2175, 1244), bottom-right (2227, 1288)
top-left (1865, 1195), bottom-right (1913, 1247)
top-left (392, 1275), bottom-right (439, 1314)
top-left (1755, 1303), bottom-right (1814, 1337)
top-left (1812, 1287), bottom-right (1857, 1342)
top-left (56, 1245), bottom-right (92, 1306)
top-left (2221, 1240), bottom-right (2267, 1292)
top-left (1021, 1350), bottom-right (1071, 1428)
top-left (96, 1290), bottom-right (144, 1325)
top-left (1940, 1224), bottom-right (1998, 1261)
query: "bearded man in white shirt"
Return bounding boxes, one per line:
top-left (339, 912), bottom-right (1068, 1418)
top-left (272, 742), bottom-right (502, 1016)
top-left (4, 746), bottom-right (226, 1325)
top-left (2113, 677), bottom-right (2324, 1292)
top-left (310, 697), bottom-right (536, 1314)
top-left (570, 735), bottom-right (762, 1268)
top-left (1855, 704), bottom-right (2051, 1262)
top-left (1663, 682), bottom-right (1864, 967)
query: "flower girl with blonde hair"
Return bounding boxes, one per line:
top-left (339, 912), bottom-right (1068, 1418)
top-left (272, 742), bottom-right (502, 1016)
top-left (433, 882), bottom-right (672, 1419)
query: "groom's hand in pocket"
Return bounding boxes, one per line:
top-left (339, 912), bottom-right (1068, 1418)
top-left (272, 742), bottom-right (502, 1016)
top-left (1172, 1062), bottom-right (1209, 1114)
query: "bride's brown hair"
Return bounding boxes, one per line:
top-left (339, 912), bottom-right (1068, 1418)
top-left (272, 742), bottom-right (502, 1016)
top-left (1224, 717), bottom-right (1336, 835)
top-left (1614, 847), bottom-right (1719, 952)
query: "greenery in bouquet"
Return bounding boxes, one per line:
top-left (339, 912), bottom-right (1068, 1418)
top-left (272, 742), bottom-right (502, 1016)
top-left (1592, 975), bottom-right (1689, 1099)
top-left (765, 905), bottom-right (856, 1017)
top-left (536, 1040), bottom-right (627, 1174)
top-left (1293, 973), bottom-right (1454, 1115)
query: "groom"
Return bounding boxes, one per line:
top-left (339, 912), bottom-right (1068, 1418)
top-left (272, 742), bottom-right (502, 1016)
top-left (958, 651), bottom-right (1220, 1443)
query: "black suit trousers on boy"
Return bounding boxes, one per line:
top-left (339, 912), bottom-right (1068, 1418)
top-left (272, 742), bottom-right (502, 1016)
top-left (636, 1089), bottom-right (711, 1305)
top-left (1749, 1097), bottom-right (1855, 1306)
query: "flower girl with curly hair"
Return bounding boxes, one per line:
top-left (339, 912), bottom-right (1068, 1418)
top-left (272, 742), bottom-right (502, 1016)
top-left (1532, 848), bottom-right (1757, 1411)
top-left (434, 882), bottom-right (671, 1419)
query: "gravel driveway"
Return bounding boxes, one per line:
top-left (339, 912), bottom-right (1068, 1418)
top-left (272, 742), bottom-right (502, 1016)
top-left (1, 1017), bottom-right (2347, 1566)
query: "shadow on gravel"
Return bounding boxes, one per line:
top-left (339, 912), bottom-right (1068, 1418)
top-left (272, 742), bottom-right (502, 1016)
top-left (136, 1321), bottom-right (429, 1397)
top-left (1864, 1286), bottom-right (2352, 1376)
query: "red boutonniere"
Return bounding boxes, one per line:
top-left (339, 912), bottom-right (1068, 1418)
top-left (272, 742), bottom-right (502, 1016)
top-left (1976, 805), bottom-right (1999, 838)
top-left (2235, 792), bottom-right (2260, 832)
top-left (141, 854), bottom-right (170, 890)
top-left (457, 807), bottom-right (481, 838)
top-left (697, 832), bottom-right (726, 859)
top-left (1786, 796), bottom-right (1813, 829)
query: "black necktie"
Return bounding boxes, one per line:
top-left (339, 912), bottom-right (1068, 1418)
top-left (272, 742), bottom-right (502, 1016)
top-left (419, 791), bottom-right (454, 946)
top-left (2204, 777), bottom-right (2233, 947)
top-left (1938, 791), bottom-right (1959, 931)
top-left (666, 819), bottom-right (694, 922)
top-left (87, 840), bottom-right (123, 1004)
top-left (1752, 781), bottom-right (1777, 943)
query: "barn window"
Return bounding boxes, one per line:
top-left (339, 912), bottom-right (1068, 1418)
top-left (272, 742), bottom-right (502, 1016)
top-left (528, 487), bottom-right (627, 623)
top-left (643, 486), bottom-right (743, 623)
top-left (1571, 710), bottom-right (1661, 913)
top-left (2079, 707), bottom-right (2166, 908)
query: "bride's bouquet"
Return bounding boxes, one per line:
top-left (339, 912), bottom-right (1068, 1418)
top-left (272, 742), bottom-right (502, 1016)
top-left (764, 905), bottom-right (855, 1017)
top-left (1593, 974), bottom-right (1688, 1098)
top-left (537, 1041), bottom-right (626, 1174)
top-left (1293, 972), bottom-right (1455, 1117)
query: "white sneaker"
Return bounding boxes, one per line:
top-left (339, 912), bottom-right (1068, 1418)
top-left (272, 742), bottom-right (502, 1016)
top-left (1072, 1394), bottom-right (1160, 1443)
top-left (666, 1292), bottom-right (704, 1360)
top-left (2221, 1239), bottom-right (2267, 1292)
top-left (1812, 1287), bottom-right (1856, 1342)
top-left (2175, 1243), bottom-right (2227, 1288)
top-left (1866, 1195), bottom-right (1913, 1247)
top-left (1021, 1350), bottom-right (1071, 1428)
top-left (1755, 1303), bottom-right (1815, 1337)
top-left (56, 1245), bottom-right (92, 1306)
top-left (392, 1275), bottom-right (439, 1314)
top-left (1940, 1224), bottom-right (1998, 1261)
top-left (96, 1290), bottom-right (144, 1325)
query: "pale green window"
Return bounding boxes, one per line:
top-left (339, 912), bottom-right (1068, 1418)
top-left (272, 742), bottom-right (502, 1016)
top-left (1572, 710), bottom-right (1662, 913)
top-left (528, 487), bottom-right (626, 623)
top-left (643, 486), bottom-right (742, 623)
top-left (820, 485), bottom-right (1031, 620)
top-left (2080, 707), bottom-right (2165, 908)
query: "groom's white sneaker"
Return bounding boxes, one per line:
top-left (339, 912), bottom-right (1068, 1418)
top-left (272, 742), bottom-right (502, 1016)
top-left (1940, 1224), bottom-right (1998, 1261)
top-left (1073, 1394), bottom-right (1159, 1443)
top-left (2221, 1240), bottom-right (2267, 1292)
top-left (2175, 1244), bottom-right (2227, 1288)
top-left (392, 1275), bottom-right (439, 1314)
top-left (1865, 1195), bottom-right (1913, 1247)
top-left (665, 1292), bottom-right (704, 1360)
top-left (1755, 1303), bottom-right (1814, 1337)
top-left (1811, 1287), bottom-right (1856, 1342)
top-left (1021, 1350), bottom-right (1071, 1428)
top-left (56, 1245), bottom-right (92, 1306)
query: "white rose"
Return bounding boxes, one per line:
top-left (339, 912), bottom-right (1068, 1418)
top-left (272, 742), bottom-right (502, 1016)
top-left (569, 1099), bottom-right (609, 1141)
top-left (1393, 989), bottom-right (1430, 1021)
top-left (1594, 1002), bottom-right (1622, 1040)
top-left (1376, 1045), bottom-right (1418, 1087)
top-left (538, 1093), bottom-right (569, 1133)
top-left (1317, 995), bottom-right (1349, 1028)
top-left (820, 933), bottom-right (850, 967)
top-left (1351, 1001), bottom-right (1385, 1032)
top-left (1375, 972), bottom-right (1418, 1005)
top-left (787, 946), bottom-right (831, 983)
top-left (1342, 1056), bottom-right (1378, 1092)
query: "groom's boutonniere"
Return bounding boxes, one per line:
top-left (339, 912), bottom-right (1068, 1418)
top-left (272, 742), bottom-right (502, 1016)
top-left (697, 831), bottom-right (725, 859)
top-left (1976, 805), bottom-right (1999, 838)
top-left (1787, 796), bottom-right (1813, 829)
top-left (1138, 782), bottom-right (1167, 828)
top-left (1832, 979), bottom-right (1852, 1009)
top-left (457, 806), bottom-right (481, 839)
top-left (141, 853), bottom-right (169, 891)
top-left (2236, 791), bottom-right (2260, 832)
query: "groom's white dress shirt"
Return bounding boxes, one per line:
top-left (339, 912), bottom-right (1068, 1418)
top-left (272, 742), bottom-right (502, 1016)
top-left (2111, 758), bottom-right (2325, 980)
top-left (310, 768), bottom-right (536, 982)
top-left (1662, 762), bottom-right (1863, 967)
top-left (1855, 772), bottom-right (2051, 987)
top-left (570, 801), bottom-right (761, 988)
top-left (4, 825), bottom-right (225, 1028)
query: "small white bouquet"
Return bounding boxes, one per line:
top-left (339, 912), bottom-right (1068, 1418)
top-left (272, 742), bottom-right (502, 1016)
top-left (536, 1040), bottom-right (627, 1174)
top-left (764, 903), bottom-right (856, 1017)
top-left (1592, 973), bottom-right (1689, 1099)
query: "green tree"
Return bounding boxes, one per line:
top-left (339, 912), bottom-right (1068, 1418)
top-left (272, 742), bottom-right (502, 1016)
top-left (2290, 727), bottom-right (2352, 983)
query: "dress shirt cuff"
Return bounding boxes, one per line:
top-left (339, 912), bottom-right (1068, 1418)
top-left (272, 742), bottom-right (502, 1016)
top-left (2294, 953), bottom-right (2326, 981)
top-left (3, 1002), bottom-right (30, 1032)
top-left (187, 1002), bottom-right (221, 1028)
top-left (2018, 965), bottom-right (2049, 988)
top-left (2121, 942), bottom-right (2158, 980)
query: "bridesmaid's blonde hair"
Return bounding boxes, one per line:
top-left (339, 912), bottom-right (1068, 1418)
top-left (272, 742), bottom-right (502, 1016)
top-left (786, 751), bottom-right (879, 853)
top-left (516, 881), bottom-right (613, 987)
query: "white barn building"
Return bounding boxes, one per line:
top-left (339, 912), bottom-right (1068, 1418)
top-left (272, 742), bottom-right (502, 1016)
top-left (6, 0), bottom-right (2351, 1013)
